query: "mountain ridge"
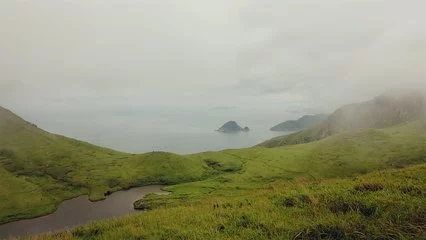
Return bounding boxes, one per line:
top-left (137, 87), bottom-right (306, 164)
top-left (270, 114), bottom-right (328, 132)
top-left (1, 92), bottom-right (426, 237)
top-left (259, 91), bottom-right (426, 148)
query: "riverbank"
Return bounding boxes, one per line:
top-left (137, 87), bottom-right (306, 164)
top-left (0, 185), bottom-right (167, 239)
top-left (30, 164), bottom-right (426, 240)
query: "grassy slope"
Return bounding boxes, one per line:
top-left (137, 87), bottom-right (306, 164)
top-left (21, 119), bottom-right (426, 240)
top-left (270, 114), bottom-right (328, 131)
top-left (1, 106), bottom-right (426, 239)
top-left (166, 120), bottom-right (426, 196)
top-left (34, 163), bottom-right (426, 240)
top-left (0, 107), bottom-right (225, 224)
top-left (260, 92), bottom-right (426, 148)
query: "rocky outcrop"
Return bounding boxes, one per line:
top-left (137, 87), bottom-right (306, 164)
top-left (217, 121), bottom-right (250, 133)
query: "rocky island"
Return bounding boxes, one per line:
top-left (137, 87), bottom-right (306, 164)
top-left (216, 121), bottom-right (250, 133)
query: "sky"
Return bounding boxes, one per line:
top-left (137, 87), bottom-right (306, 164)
top-left (1, 0), bottom-right (426, 120)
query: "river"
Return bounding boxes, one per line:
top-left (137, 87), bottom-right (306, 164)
top-left (0, 185), bottom-right (168, 239)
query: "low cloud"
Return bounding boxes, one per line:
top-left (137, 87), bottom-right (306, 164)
top-left (1, 0), bottom-right (425, 118)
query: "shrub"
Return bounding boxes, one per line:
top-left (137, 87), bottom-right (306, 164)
top-left (72, 228), bottom-right (103, 238)
top-left (329, 199), bottom-right (377, 217)
top-left (299, 194), bottom-right (312, 205)
top-left (282, 198), bottom-right (296, 207)
top-left (295, 224), bottom-right (347, 240)
top-left (133, 199), bottom-right (152, 210)
top-left (354, 183), bottom-right (384, 192)
top-left (401, 186), bottom-right (423, 196)
top-left (107, 178), bottom-right (121, 188)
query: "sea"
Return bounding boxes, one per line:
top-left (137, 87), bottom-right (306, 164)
top-left (18, 107), bottom-right (292, 154)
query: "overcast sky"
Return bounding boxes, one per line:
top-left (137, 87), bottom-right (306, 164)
top-left (1, 0), bottom-right (426, 116)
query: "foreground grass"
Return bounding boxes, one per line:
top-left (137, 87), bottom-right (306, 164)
top-left (30, 164), bottom-right (426, 240)
top-left (1, 105), bottom-right (426, 225)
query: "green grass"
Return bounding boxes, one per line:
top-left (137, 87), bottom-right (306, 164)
top-left (0, 107), bottom-right (218, 224)
top-left (1, 106), bottom-right (426, 239)
top-left (259, 122), bottom-right (329, 147)
top-left (32, 163), bottom-right (426, 240)
top-left (259, 92), bottom-right (426, 148)
top-left (131, 120), bottom-right (426, 217)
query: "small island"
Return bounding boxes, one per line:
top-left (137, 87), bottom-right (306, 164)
top-left (216, 121), bottom-right (250, 133)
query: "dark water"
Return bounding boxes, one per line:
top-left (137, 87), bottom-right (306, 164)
top-left (0, 185), bottom-right (168, 239)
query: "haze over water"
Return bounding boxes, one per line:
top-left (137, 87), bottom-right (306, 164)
top-left (2, 1), bottom-right (426, 142)
top-left (18, 107), bottom-right (288, 154)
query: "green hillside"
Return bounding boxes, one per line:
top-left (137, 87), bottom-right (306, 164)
top-left (1, 103), bottom-right (426, 239)
top-left (260, 92), bottom-right (426, 148)
top-left (35, 162), bottom-right (426, 240)
top-left (270, 114), bottom-right (328, 132)
top-left (0, 107), bottom-right (221, 224)
top-left (145, 119), bottom-right (426, 205)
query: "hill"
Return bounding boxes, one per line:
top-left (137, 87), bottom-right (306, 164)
top-left (32, 119), bottom-right (426, 239)
top-left (217, 121), bottom-right (249, 133)
top-left (35, 163), bottom-right (426, 240)
top-left (1, 98), bottom-right (426, 239)
top-left (0, 106), bottom-right (225, 224)
top-left (270, 114), bottom-right (328, 131)
top-left (259, 91), bottom-right (426, 148)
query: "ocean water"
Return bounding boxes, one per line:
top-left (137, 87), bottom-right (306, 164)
top-left (19, 108), bottom-right (291, 154)
top-left (93, 129), bottom-right (285, 154)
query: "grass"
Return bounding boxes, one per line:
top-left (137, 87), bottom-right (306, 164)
top-left (259, 122), bottom-right (329, 147)
top-left (30, 163), bottom-right (426, 240)
top-left (0, 107), bottom-right (218, 224)
top-left (1, 106), bottom-right (426, 239)
top-left (259, 92), bottom-right (426, 148)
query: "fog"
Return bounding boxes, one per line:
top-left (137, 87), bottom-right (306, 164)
top-left (1, 1), bottom-right (425, 153)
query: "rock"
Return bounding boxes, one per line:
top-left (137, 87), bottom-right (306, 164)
top-left (270, 114), bottom-right (328, 132)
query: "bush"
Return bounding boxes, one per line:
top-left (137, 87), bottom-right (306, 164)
top-left (354, 183), bottom-right (384, 192)
top-left (401, 186), bottom-right (423, 196)
top-left (133, 199), bottom-right (152, 210)
top-left (295, 224), bottom-right (347, 240)
top-left (282, 198), bottom-right (296, 207)
top-left (280, 195), bottom-right (312, 208)
top-left (73, 227), bottom-right (103, 238)
top-left (107, 178), bottom-right (121, 188)
top-left (329, 199), bottom-right (377, 217)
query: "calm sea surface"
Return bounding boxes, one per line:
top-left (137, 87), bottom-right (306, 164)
top-left (21, 108), bottom-right (292, 154)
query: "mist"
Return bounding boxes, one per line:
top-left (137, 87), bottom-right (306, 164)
top-left (1, 0), bottom-right (426, 153)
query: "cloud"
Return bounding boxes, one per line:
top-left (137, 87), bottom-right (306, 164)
top-left (209, 106), bottom-right (240, 111)
top-left (0, 0), bottom-right (425, 117)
